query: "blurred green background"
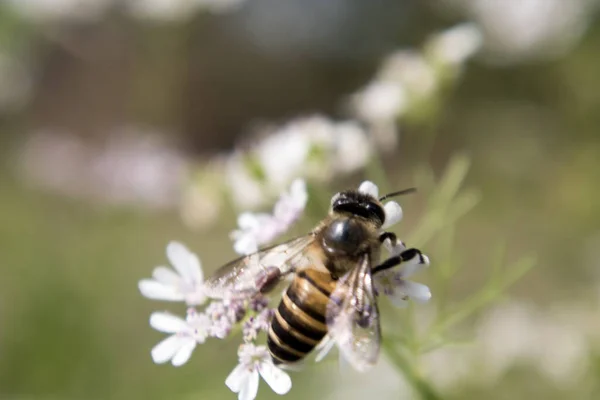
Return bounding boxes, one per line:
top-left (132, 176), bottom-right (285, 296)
top-left (1, 1), bottom-right (600, 399)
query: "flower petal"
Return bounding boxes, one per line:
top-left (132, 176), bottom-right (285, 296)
top-left (151, 335), bottom-right (182, 364)
top-left (150, 312), bottom-right (190, 333)
top-left (289, 179), bottom-right (308, 207)
top-left (239, 369), bottom-right (259, 400)
top-left (226, 363), bottom-right (248, 393)
top-left (233, 234), bottom-right (259, 255)
top-left (398, 255), bottom-right (429, 278)
top-left (138, 280), bottom-right (185, 302)
top-left (387, 290), bottom-right (410, 308)
top-left (167, 241), bottom-right (203, 284)
top-left (259, 361), bottom-right (292, 395)
top-left (398, 280), bottom-right (431, 303)
top-left (383, 237), bottom-right (406, 256)
top-left (152, 266), bottom-right (181, 285)
top-left (237, 212), bottom-right (261, 230)
top-left (171, 338), bottom-right (197, 366)
top-left (358, 181), bottom-right (379, 198)
top-left (382, 201), bottom-right (402, 229)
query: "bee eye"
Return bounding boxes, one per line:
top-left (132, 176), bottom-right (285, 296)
top-left (365, 202), bottom-right (385, 225)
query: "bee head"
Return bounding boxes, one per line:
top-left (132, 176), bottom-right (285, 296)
top-left (330, 191), bottom-right (386, 227)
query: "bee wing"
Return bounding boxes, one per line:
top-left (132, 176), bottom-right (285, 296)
top-left (203, 235), bottom-right (315, 299)
top-left (326, 253), bottom-right (381, 372)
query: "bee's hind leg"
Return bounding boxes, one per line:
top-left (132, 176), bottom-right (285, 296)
top-left (256, 266), bottom-right (285, 294)
top-left (372, 248), bottom-right (427, 275)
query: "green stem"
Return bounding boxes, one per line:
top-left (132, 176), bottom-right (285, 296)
top-left (382, 342), bottom-right (442, 400)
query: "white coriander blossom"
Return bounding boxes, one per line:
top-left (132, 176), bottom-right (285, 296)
top-left (226, 343), bottom-right (292, 400)
top-left (231, 179), bottom-right (308, 255)
top-left (138, 241), bottom-right (207, 306)
top-left (427, 22), bottom-right (483, 65)
top-left (374, 238), bottom-right (431, 307)
top-left (149, 310), bottom-right (212, 366)
top-left (380, 51), bottom-right (437, 98)
top-left (227, 115), bottom-right (373, 209)
top-left (352, 81), bottom-right (408, 124)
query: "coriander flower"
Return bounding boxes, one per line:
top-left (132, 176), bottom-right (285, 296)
top-left (149, 310), bottom-right (212, 366)
top-left (226, 343), bottom-right (292, 400)
top-left (352, 81), bottom-right (407, 124)
top-left (427, 23), bottom-right (483, 66)
top-left (231, 179), bottom-right (308, 255)
top-left (138, 241), bottom-right (207, 306)
top-left (374, 238), bottom-right (431, 307)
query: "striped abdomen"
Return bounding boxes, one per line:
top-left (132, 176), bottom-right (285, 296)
top-left (268, 268), bottom-right (336, 365)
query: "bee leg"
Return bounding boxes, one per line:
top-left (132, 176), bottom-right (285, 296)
top-left (256, 266), bottom-right (285, 294)
top-left (378, 232), bottom-right (406, 250)
top-left (372, 248), bottom-right (425, 275)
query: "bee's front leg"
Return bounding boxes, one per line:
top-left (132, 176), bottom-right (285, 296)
top-left (372, 248), bottom-right (426, 275)
top-left (378, 232), bottom-right (406, 251)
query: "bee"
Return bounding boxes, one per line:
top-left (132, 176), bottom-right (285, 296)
top-left (204, 184), bottom-right (427, 372)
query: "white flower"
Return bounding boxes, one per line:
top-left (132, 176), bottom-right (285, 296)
top-left (380, 51), bottom-right (437, 98)
top-left (138, 241), bottom-right (207, 306)
top-left (226, 344), bottom-right (292, 400)
top-left (332, 122), bottom-right (374, 174)
top-left (357, 181), bottom-right (403, 229)
top-left (149, 310), bottom-right (212, 366)
top-left (231, 179), bottom-right (308, 255)
top-left (427, 23), bottom-right (483, 65)
top-left (461, 0), bottom-right (592, 63)
top-left (374, 238), bottom-right (431, 307)
top-left (352, 81), bottom-right (407, 124)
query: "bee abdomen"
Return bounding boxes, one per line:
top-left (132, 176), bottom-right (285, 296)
top-left (268, 269), bottom-right (335, 365)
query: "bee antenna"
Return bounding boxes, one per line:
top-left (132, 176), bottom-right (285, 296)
top-left (379, 187), bottom-right (417, 201)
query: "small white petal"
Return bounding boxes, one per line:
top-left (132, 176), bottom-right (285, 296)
top-left (226, 364), bottom-right (248, 393)
top-left (239, 369), bottom-right (259, 400)
top-left (150, 312), bottom-right (190, 333)
top-left (234, 235), bottom-right (259, 255)
top-left (383, 238), bottom-right (406, 256)
top-left (398, 281), bottom-right (431, 303)
top-left (139, 280), bottom-right (185, 302)
top-left (289, 178), bottom-right (307, 203)
top-left (167, 241), bottom-right (203, 283)
top-left (259, 362), bottom-right (292, 395)
top-left (171, 338), bottom-right (197, 366)
top-left (382, 201), bottom-right (402, 229)
top-left (152, 266), bottom-right (181, 285)
top-left (388, 291), bottom-right (410, 308)
top-left (151, 335), bottom-right (182, 364)
top-left (237, 212), bottom-right (261, 230)
top-left (398, 258), bottom-right (429, 278)
top-left (358, 181), bottom-right (379, 198)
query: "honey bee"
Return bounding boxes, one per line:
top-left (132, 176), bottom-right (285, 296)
top-left (204, 184), bottom-right (427, 372)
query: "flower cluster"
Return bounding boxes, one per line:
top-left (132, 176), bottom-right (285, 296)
top-left (350, 23), bottom-right (483, 150)
top-left (231, 179), bottom-right (308, 255)
top-left (138, 180), bottom-right (431, 400)
top-left (225, 115), bottom-right (373, 209)
top-left (139, 240), bottom-right (288, 399)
